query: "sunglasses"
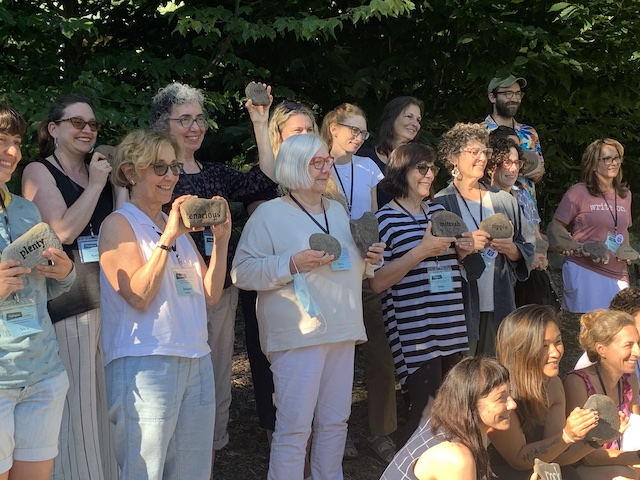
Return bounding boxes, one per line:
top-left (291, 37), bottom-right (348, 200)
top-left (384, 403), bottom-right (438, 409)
top-left (151, 161), bottom-right (184, 176)
top-left (416, 163), bottom-right (440, 176)
top-left (310, 156), bottom-right (335, 169)
top-left (55, 117), bottom-right (101, 132)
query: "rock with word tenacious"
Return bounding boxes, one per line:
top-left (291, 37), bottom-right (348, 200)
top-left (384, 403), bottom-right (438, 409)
top-left (94, 145), bottom-right (116, 166)
top-left (180, 198), bottom-right (227, 228)
top-left (583, 394), bottom-right (619, 443)
top-left (349, 212), bottom-right (379, 257)
top-left (533, 458), bottom-right (562, 480)
top-left (1, 222), bottom-right (63, 269)
top-left (582, 242), bottom-right (610, 264)
top-left (309, 233), bottom-right (342, 259)
top-left (616, 242), bottom-right (640, 262)
top-left (479, 213), bottom-right (513, 239)
top-left (244, 82), bottom-right (270, 106)
top-left (546, 221), bottom-right (580, 252)
top-left (430, 210), bottom-right (468, 238)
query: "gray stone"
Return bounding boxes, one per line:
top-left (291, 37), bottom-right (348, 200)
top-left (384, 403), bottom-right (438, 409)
top-left (479, 213), bottom-right (513, 239)
top-left (616, 242), bottom-right (639, 262)
top-left (180, 198), bottom-right (227, 228)
top-left (1, 222), bottom-right (63, 269)
top-left (94, 144), bottom-right (116, 166)
top-left (583, 394), bottom-right (620, 443)
top-left (533, 458), bottom-right (562, 480)
top-left (546, 221), bottom-right (580, 252)
top-left (582, 242), bottom-right (610, 264)
top-left (349, 212), bottom-right (379, 257)
top-left (536, 237), bottom-right (549, 255)
top-left (245, 82), bottom-right (270, 106)
top-left (430, 210), bottom-right (468, 237)
top-left (309, 233), bottom-right (342, 259)
top-left (521, 150), bottom-right (539, 175)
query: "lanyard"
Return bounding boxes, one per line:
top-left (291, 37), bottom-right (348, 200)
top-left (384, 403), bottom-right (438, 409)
top-left (289, 193), bottom-right (330, 234)
top-left (52, 153), bottom-right (95, 235)
top-left (0, 191), bottom-right (12, 244)
top-left (394, 199), bottom-right (427, 227)
top-left (179, 161), bottom-right (203, 192)
top-left (333, 161), bottom-right (354, 216)
top-left (453, 183), bottom-right (483, 229)
top-left (600, 191), bottom-right (619, 234)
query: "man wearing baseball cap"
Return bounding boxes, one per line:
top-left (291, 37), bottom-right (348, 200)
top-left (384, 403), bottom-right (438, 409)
top-left (482, 74), bottom-right (545, 190)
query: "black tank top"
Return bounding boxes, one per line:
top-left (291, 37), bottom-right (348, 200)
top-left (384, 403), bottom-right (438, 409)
top-left (34, 158), bottom-right (114, 322)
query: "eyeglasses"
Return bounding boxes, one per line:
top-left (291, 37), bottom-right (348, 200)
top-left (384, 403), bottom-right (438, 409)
top-left (459, 147), bottom-right (493, 159)
top-left (309, 156), bottom-right (335, 169)
top-left (501, 159), bottom-right (525, 169)
top-left (151, 161), bottom-right (184, 176)
top-left (338, 123), bottom-right (370, 140)
top-left (55, 117), bottom-right (101, 132)
top-left (416, 163), bottom-right (440, 176)
top-left (495, 90), bottom-right (525, 100)
top-left (169, 115), bottom-right (208, 130)
top-left (601, 155), bottom-right (623, 165)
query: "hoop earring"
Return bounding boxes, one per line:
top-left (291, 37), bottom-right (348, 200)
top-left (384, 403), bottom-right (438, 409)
top-left (451, 166), bottom-right (462, 180)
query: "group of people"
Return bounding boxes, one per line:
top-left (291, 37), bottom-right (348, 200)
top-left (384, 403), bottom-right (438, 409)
top-left (0, 70), bottom-right (637, 480)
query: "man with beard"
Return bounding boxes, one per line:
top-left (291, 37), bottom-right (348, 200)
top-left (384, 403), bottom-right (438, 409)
top-left (482, 74), bottom-right (545, 197)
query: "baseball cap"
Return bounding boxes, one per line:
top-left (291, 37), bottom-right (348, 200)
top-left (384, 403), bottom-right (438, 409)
top-left (488, 75), bottom-right (527, 94)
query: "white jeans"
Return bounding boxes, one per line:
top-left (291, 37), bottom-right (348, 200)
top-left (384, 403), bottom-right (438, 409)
top-left (268, 341), bottom-right (355, 480)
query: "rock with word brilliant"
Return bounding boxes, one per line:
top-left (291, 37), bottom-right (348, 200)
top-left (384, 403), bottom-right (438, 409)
top-left (616, 242), bottom-right (639, 262)
top-left (1, 222), bottom-right (63, 269)
top-left (479, 213), bottom-right (513, 239)
top-left (582, 242), bottom-right (610, 264)
top-left (546, 221), bottom-right (580, 252)
top-left (430, 210), bottom-right (468, 238)
top-left (245, 82), bottom-right (270, 106)
top-left (94, 145), bottom-right (116, 166)
top-left (309, 233), bottom-right (342, 259)
top-left (180, 198), bottom-right (227, 228)
top-left (583, 394), bottom-right (620, 443)
top-left (349, 212), bottom-right (379, 257)
top-left (533, 458), bottom-right (562, 480)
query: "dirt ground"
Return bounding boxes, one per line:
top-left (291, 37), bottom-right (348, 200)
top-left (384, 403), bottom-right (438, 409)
top-left (212, 262), bottom-right (601, 479)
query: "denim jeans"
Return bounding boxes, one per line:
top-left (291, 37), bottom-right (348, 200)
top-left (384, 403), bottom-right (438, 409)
top-left (105, 355), bottom-right (215, 480)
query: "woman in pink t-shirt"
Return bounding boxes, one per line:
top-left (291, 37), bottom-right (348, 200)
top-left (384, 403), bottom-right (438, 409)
top-left (552, 138), bottom-right (632, 313)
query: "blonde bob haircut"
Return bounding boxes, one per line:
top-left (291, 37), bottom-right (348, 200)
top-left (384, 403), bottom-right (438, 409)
top-left (275, 134), bottom-right (326, 192)
top-left (111, 129), bottom-right (183, 189)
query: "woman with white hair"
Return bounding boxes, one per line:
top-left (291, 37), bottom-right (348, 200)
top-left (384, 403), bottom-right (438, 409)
top-left (232, 134), bottom-right (384, 479)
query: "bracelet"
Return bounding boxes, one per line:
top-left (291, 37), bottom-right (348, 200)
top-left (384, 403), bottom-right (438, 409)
top-left (562, 428), bottom-right (576, 444)
top-left (157, 244), bottom-right (172, 251)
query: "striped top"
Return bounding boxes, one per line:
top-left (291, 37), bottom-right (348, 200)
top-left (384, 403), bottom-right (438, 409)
top-left (376, 201), bottom-right (468, 385)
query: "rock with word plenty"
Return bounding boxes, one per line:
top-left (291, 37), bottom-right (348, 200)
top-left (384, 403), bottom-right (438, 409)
top-left (479, 213), bottom-right (513, 239)
top-left (521, 150), bottom-right (539, 175)
top-left (616, 242), bottom-right (640, 262)
top-left (349, 212), bottom-right (379, 257)
top-left (536, 237), bottom-right (549, 255)
top-left (430, 210), bottom-right (468, 238)
top-left (583, 394), bottom-right (620, 443)
top-left (533, 458), bottom-right (562, 480)
top-left (582, 242), bottom-right (610, 264)
top-left (546, 221), bottom-right (580, 252)
top-left (309, 233), bottom-right (342, 259)
top-left (180, 198), bottom-right (227, 228)
top-left (94, 145), bottom-right (116, 166)
top-left (1, 222), bottom-right (63, 269)
top-left (244, 82), bottom-right (270, 106)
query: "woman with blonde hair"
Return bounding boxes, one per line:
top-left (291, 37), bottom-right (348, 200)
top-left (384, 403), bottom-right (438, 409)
top-left (564, 309), bottom-right (640, 479)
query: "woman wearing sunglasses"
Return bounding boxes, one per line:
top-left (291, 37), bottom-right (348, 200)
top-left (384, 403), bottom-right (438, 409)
top-left (232, 134), bottom-right (384, 480)
top-left (370, 143), bottom-right (471, 449)
top-left (98, 129), bottom-right (231, 479)
top-left (22, 94), bottom-right (124, 480)
top-left (434, 123), bottom-right (534, 357)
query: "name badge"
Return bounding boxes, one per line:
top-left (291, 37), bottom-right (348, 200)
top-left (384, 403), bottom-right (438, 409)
top-left (203, 231), bottom-right (214, 256)
top-left (172, 267), bottom-right (202, 296)
top-left (331, 248), bottom-right (352, 271)
top-left (77, 235), bottom-right (99, 263)
top-left (605, 232), bottom-right (622, 252)
top-left (0, 299), bottom-right (42, 339)
top-left (428, 267), bottom-right (453, 293)
top-left (481, 249), bottom-right (497, 270)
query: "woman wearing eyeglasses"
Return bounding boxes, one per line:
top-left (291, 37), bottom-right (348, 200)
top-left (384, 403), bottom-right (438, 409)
top-left (370, 143), bottom-right (471, 449)
top-left (150, 82), bottom-right (277, 462)
top-left (232, 134), bottom-right (385, 479)
top-left (99, 129), bottom-right (231, 479)
top-left (552, 138), bottom-right (632, 314)
top-left (434, 123), bottom-right (534, 357)
top-left (22, 94), bottom-right (124, 480)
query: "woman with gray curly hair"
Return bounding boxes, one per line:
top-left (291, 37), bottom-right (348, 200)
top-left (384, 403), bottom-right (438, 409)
top-left (434, 122), bottom-right (534, 356)
top-left (150, 82), bottom-right (277, 460)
